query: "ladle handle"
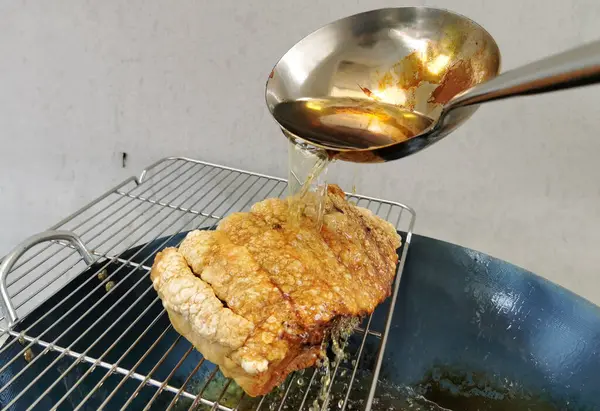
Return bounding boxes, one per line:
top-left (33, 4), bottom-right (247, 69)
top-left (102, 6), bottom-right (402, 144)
top-left (446, 39), bottom-right (600, 110)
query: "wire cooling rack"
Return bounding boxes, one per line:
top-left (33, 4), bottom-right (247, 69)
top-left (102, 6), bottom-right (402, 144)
top-left (0, 157), bottom-right (415, 410)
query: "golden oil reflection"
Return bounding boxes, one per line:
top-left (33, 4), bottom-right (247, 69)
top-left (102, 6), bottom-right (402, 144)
top-left (427, 54), bottom-right (451, 75)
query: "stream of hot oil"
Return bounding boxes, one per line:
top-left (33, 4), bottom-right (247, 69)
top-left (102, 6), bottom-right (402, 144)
top-left (287, 142), bottom-right (362, 410)
top-left (310, 317), bottom-right (359, 411)
top-left (287, 141), bottom-right (330, 229)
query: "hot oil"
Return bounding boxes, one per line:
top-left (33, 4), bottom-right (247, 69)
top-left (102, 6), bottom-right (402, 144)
top-left (274, 97), bottom-right (434, 152)
top-left (287, 139), bottom-right (330, 229)
top-left (310, 317), bottom-right (359, 411)
top-left (287, 141), bottom-right (364, 410)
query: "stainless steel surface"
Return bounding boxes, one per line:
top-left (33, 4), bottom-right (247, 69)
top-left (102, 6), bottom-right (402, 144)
top-left (266, 7), bottom-right (500, 162)
top-left (0, 230), bottom-right (95, 327)
top-left (0, 157), bottom-right (416, 410)
top-left (446, 39), bottom-right (600, 108)
top-left (267, 8), bottom-right (600, 163)
top-left (425, 38), bottom-right (600, 154)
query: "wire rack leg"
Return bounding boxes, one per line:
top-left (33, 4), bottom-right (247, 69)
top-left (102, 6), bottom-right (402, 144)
top-left (0, 231), bottom-right (94, 327)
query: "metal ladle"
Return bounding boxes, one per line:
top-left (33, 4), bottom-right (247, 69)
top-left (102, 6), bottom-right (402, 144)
top-left (266, 8), bottom-right (600, 163)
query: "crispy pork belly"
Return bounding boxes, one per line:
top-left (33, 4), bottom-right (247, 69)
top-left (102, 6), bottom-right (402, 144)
top-left (150, 185), bottom-right (401, 396)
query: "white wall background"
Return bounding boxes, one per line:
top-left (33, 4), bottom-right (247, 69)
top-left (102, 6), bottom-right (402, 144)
top-left (1, 1), bottom-right (599, 303)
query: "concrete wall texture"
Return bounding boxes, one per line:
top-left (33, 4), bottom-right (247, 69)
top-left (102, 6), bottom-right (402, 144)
top-left (1, 1), bottom-right (600, 303)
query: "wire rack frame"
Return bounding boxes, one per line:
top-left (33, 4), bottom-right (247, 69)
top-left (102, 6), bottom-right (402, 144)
top-left (0, 157), bottom-right (415, 411)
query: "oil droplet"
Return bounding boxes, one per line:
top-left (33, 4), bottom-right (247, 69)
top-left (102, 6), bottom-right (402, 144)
top-left (297, 377), bottom-right (305, 386)
top-left (105, 281), bottom-right (115, 292)
top-left (97, 270), bottom-right (107, 281)
top-left (338, 399), bottom-right (344, 409)
top-left (24, 348), bottom-right (34, 362)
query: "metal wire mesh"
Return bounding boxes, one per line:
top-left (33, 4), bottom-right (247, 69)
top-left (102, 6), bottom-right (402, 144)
top-left (0, 157), bottom-right (415, 410)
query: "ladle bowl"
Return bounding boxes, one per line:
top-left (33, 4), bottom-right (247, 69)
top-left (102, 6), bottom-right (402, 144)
top-left (265, 7), bottom-right (501, 162)
top-left (266, 8), bottom-right (600, 163)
